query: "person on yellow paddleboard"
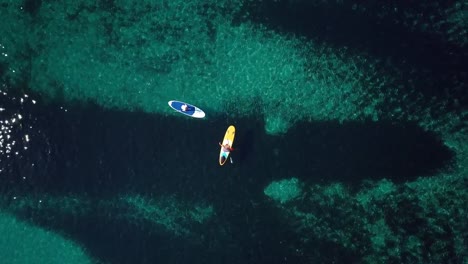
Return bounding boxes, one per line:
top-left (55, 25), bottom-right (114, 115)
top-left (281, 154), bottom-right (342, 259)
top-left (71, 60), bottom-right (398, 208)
top-left (219, 142), bottom-right (234, 164)
top-left (219, 142), bottom-right (234, 152)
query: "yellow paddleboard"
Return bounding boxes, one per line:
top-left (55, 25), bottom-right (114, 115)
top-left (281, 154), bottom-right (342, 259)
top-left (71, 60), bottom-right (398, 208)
top-left (219, 125), bottom-right (235, 166)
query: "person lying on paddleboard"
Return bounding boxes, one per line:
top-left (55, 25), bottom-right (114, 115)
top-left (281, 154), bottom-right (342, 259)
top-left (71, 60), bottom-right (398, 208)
top-left (181, 104), bottom-right (190, 111)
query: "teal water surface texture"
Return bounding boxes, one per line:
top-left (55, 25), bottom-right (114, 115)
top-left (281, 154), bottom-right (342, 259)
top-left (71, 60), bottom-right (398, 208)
top-left (0, 0), bottom-right (467, 263)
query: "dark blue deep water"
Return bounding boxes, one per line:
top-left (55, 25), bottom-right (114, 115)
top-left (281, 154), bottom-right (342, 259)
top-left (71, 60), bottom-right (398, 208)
top-left (0, 90), bottom-right (456, 263)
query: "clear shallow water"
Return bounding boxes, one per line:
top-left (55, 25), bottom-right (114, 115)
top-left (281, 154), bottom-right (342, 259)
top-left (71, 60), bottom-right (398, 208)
top-left (0, 0), bottom-right (467, 263)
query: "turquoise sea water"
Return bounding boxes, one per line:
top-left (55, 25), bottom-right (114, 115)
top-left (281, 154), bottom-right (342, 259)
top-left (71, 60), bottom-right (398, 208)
top-left (0, 1), bottom-right (467, 263)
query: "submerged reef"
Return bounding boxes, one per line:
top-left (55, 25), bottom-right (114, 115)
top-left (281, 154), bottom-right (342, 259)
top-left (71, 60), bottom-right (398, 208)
top-left (264, 175), bottom-right (467, 263)
top-left (264, 177), bottom-right (303, 204)
top-left (0, 192), bottom-right (214, 239)
top-left (4, 0), bottom-right (465, 136)
top-left (0, 211), bottom-right (95, 264)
